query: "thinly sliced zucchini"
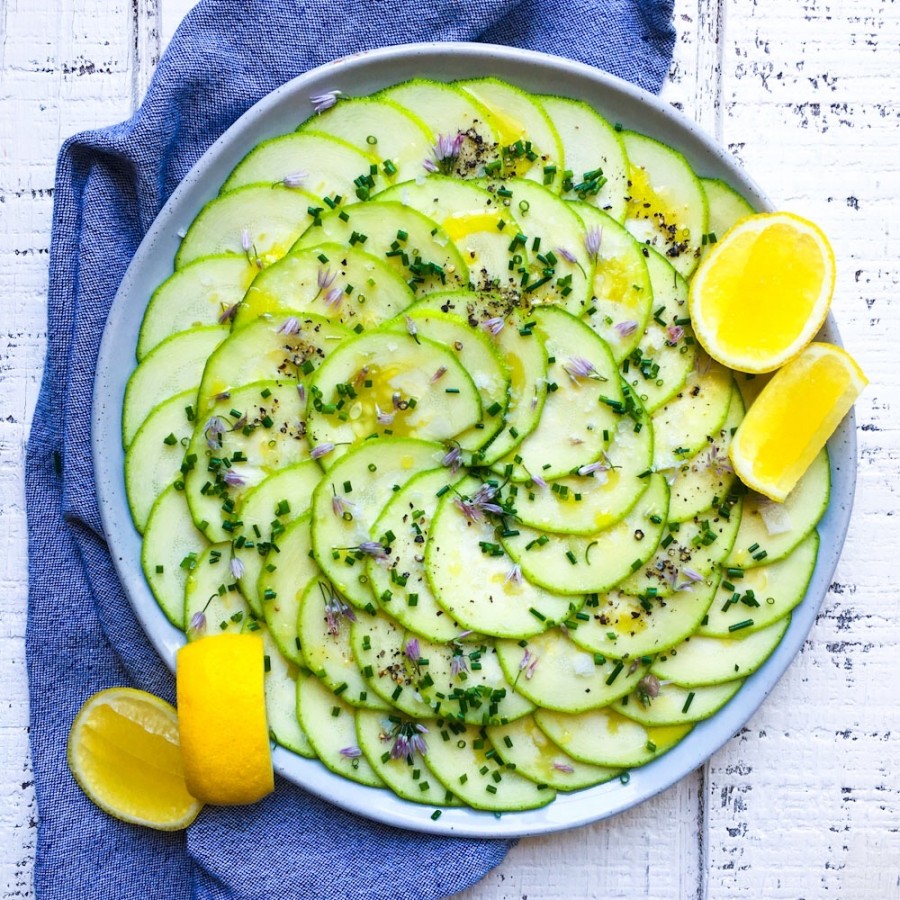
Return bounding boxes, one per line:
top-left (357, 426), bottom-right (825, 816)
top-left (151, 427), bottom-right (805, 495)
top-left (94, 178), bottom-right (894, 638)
top-left (486, 716), bottom-right (618, 791)
top-left (535, 707), bottom-right (691, 768)
top-left (502, 474), bottom-right (668, 595)
top-left (123, 326), bottom-right (225, 448)
top-left (651, 615), bottom-right (790, 686)
top-left (622, 131), bottom-right (708, 277)
top-left (367, 468), bottom-right (462, 643)
top-left (306, 330), bottom-right (482, 462)
top-left (383, 307), bottom-right (510, 454)
top-left (667, 384), bottom-right (743, 522)
top-left (296, 672), bottom-right (384, 787)
top-left (700, 177), bottom-right (755, 259)
top-left (616, 679), bottom-right (743, 726)
top-left (498, 306), bottom-right (622, 482)
top-left (257, 512), bottom-right (320, 662)
top-left (423, 720), bottom-right (556, 811)
top-left (222, 132), bottom-right (372, 197)
top-left (651, 358), bottom-right (733, 470)
top-left (291, 201), bottom-right (468, 294)
top-left (298, 575), bottom-right (389, 710)
top-left (176, 184), bottom-right (320, 269)
top-left (310, 438), bottom-right (444, 609)
top-left (197, 313), bottom-right (349, 412)
top-left (137, 255), bottom-right (255, 360)
top-left (457, 78), bottom-right (564, 187)
top-left (263, 631), bottom-right (316, 758)
top-left (234, 461), bottom-right (322, 616)
top-left (495, 628), bottom-right (648, 713)
top-left (183, 380), bottom-right (308, 542)
top-left (183, 543), bottom-right (252, 638)
top-left (378, 78), bottom-right (500, 177)
top-left (355, 710), bottom-right (457, 805)
top-left (376, 177), bottom-right (523, 292)
top-left (619, 497), bottom-right (743, 599)
top-left (235, 243), bottom-right (415, 330)
top-left (426, 476), bottom-right (576, 639)
top-left (478, 178), bottom-right (592, 312)
top-left (125, 388), bottom-right (197, 533)
top-left (141, 484), bottom-right (209, 628)
top-left (540, 95), bottom-right (628, 221)
top-left (623, 248), bottom-right (696, 413)
top-left (350, 608), bottom-right (534, 724)
top-left (576, 203), bottom-right (652, 362)
top-left (299, 97), bottom-right (433, 185)
top-left (726, 449), bottom-right (829, 568)
top-left (700, 531), bottom-right (819, 636)
top-left (569, 577), bottom-right (720, 661)
top-left (510, 407), bottom-right (653, 535)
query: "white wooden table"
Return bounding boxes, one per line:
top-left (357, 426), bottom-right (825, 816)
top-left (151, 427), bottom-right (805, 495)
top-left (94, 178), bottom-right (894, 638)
top-left (2, 1), bottom-right (897, 896)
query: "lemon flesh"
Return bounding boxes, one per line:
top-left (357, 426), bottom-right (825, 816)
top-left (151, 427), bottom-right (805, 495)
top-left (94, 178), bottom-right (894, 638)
top-left (67, 687), bottom-right (202, 831)
top-left (730, 343), bottom-right (867, 501)
top-left (689, 212), bottom-right (836, 373)
top-left (176, 633), bottom-right (274, 806)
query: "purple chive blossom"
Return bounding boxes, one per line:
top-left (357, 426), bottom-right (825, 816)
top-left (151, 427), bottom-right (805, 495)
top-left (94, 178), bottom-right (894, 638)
top-left (577, 459), bottom-right (610, 477)
top-left (454, 483), bottom-right (503, 522)
top-left (240, 228), bottom-right (252, 253)
top-left (189, 611), bottom-right (207, 633)
top-left (277, 316), bottom-right (301, 335)
top-left (563, 356), bottom-right (604, 383)
top-left (430, 366), bottom-right (447, 383)
top-left (505, 564), bottom-right (523, 585)
top-left (531, 473), bottom-right (547, 489)
top-left (481, 316), bottom-right (505, 336)
top-left (297, 383), bottom-right (306, 404)
top-left (339, 746), bottom-right (362, 759)
top-left (557, 246), bottom-right (578, 263)
top-left (310, 442), bottom-right (335, 460)
top-left (442, 445), bottom-right (462, 474)
top-left (615, 320), bottom-right (639, 338)
top-left (357, 541), bottom-right (389, 559)
top-left (324, 590), bottom-right (357, 636)
top-left (315, 266), bottom-right (337, 297)
top-left (706, 443), bottom-right (733, 477)
top-left (405, 315), bottom-right (419, 342)
top-left (455, 630), bottom-right (473, 641)
top-left (391, 391), bottom-right (403, 410)
top-left (230, 556), bottom-right (245, 579)
top-left (450, 652), bottom-right (468, 677)
top-left (222, 468), bottom-right (246, 487)
top-left (403, 638), bottom-right (420, 662)
top-left (375, 404), bottom-right (395, 426)
top-left (218, 303), bottom-right (239, 324)
top-left (519, 649), bottom-right (539, 680)
top-left (666, 325), bottom-right (685, 345)
top-left (584, 226), bottom-right (603, 260)
top-left (204, 416), bottom-right (226, 449)
top-left (552, 761), bottom-right (575, 773)
top-left (324, 285), bottom-right (343, 310)
top-left (638, 674), bottom-right (661, 701)
top-left (424, 132), bottom-right (464, 175)
top-left (410, 724), bottom-right (428, 757)
top-left (311, 90), bottom-right (342, 113)
top-left (281, 171), bottom-right (308, 188)
top-left (213, 390), bottom-right (232, 401)
top-left (391, 732), bottom-right (410, 759)
top-left (331, 494), bottom-right (347, 517)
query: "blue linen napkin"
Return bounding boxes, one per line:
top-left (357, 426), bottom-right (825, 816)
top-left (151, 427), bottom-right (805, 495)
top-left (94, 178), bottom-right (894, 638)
top-left (25, 1), bottom-right (675, 897)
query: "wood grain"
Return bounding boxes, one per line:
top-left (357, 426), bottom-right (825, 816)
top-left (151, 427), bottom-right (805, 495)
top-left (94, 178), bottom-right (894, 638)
top-left (2, 0), bottom-right (897, 897)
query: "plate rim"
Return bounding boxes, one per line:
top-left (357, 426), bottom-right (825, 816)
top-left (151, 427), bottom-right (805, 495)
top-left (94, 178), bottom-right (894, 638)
top-left (92, 40), bottom-right (857, 838)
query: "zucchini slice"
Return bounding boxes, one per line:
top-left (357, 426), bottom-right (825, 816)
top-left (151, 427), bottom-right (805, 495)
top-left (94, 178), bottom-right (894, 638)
top-left (183, 543), bottom-right (251, 639)
top-left (264, 633), bottom-right (316, 759)
top-left (617, 679), bottom-right (743, 727)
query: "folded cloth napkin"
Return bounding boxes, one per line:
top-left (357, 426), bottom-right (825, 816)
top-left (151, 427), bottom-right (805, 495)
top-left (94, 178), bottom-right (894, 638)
top-left (25, 1), bottom-right (675, 897)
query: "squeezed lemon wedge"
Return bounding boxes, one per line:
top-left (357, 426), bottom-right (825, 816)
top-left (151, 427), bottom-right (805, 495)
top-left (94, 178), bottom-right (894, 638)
top-left (689, 212), bottom-right (836, 373)
top-left (730, 343), bottom-right (867, 501)
top-left (176, 633), bottom-right (274, 805)
top-left (67, 687), bottom-right (202, 830)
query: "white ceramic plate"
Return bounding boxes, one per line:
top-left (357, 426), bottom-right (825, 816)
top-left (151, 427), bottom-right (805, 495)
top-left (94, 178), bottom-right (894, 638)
top-left (93, 42), bottom-right (857, 838)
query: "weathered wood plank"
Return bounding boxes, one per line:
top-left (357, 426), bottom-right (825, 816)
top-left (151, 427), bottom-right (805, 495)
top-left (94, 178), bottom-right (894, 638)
top-left (704, 0), bottom-right (900, 896)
